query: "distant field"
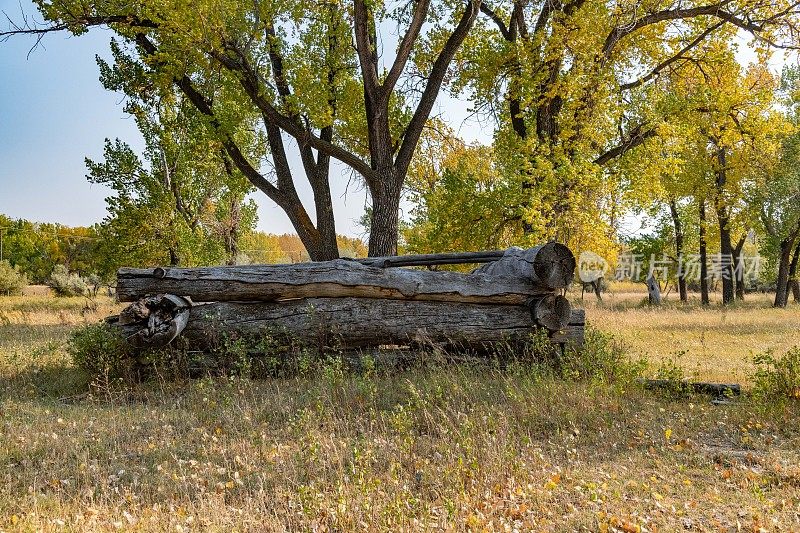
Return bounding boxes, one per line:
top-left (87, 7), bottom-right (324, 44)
top-left (1, 292), bottom-right (799, 531)
top-left (578, 284), bottom-right (800, 383)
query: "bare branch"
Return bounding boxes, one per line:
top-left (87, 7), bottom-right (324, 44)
top-left (619, 21), bottom-right (725, 90)
top-left (384, 0), bottom-right (433, 94)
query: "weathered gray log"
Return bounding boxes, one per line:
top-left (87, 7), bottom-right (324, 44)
top-left (472, 243), bottom-right (576, 289)
top-left (532, 294), bottom-right (572, 331)
top-left (180, 298), bottom-right (583, 349)
top-left (114, 295), bottom-right (584, 350)
top-left (116, 254), bottom-right (570, 304)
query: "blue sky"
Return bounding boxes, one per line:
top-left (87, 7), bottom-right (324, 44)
top-left (0, 0), bottom-right (491, 237)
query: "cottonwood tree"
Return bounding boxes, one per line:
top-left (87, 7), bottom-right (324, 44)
top-left (86, 77), bottom-right (258, 271)
top-left (622, 42), bottom-right (787, 305)
top-left (3, 0), bottom-right (481, 257)
top-left (753, 67), bottom-right (800, 307)
top-left (448, 0), bottom-right (799, 236)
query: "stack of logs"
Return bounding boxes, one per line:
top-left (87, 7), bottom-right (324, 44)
top-left (111, 243), bottom-right (584, 359)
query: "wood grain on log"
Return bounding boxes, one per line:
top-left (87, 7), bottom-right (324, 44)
top-left (117, 259), bottom-right (558, 304)
top-left (168, 298), bottom-right (585, 350)
top-left (473, 243), bottom-right (576, 289)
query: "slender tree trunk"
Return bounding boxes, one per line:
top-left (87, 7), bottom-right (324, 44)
top-left (714, 147), bottom-right (734, 305)
top-left (774, 237), bottom-right (795, 308)
top-left (669, 199), bottom-right (687, 303)
top-left (733, 234), bottom-right (746, 301)
top-left (223, 199), bottom-right (241, 266)
top-left (699, 199), bottom-right (710, 305)
top-left (787, 240), bottom-right (800, 303)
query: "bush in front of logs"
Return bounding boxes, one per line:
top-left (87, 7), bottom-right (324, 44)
top-left (69, 323), bottom-right (189, 383)
top-left (68, 322), bottom-right (134, 381)
top-left (558, 328), bottom-right (646, 387)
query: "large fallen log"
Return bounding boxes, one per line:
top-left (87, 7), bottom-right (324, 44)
top-left (120, 296), bottom-right (584, 351)
top-left (117, 246), bottom-right (575, 304)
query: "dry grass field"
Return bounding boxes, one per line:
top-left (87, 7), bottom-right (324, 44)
top-left (1, 291), bottom-right (799, 531)
top-left (579, 284), bottom-right (800, 384)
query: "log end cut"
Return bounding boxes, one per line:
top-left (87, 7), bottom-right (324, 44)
top-left (531, 294), bottom-right (572, 331)
top-left (532, 242), bottom-right (576, 290)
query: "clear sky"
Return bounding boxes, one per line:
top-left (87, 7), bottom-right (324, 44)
top-left (0, 0), bottom-right (491, 238)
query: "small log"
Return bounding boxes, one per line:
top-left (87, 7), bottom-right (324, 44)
top-left (642, 380), bottom-right (740, 397)
top-left (115, 295), bottom-right (584, 351)
top-left (116, 250), bottom-right (572, 304)
top-left (473, 243), bottom-right (576, 289)
top-left (531, 294), bottom-right (572, 331)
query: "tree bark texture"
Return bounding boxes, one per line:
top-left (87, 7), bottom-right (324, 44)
top-left (789, 241), bottom-right (800, 303)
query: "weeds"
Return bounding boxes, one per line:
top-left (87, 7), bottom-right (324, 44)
top-left (752, 347), bottom-right (800, 406)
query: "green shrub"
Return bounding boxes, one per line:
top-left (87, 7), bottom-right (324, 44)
top-left (48, 265), bottom-right (89, 297)
top-left (0, 260), bottom-right (27, 295)
top-left (67, 322), bottom-right (132, 379)
top-left (560, 327), bottom-right (646, 386)
top-left (752, 347), bottom-right (800, 405)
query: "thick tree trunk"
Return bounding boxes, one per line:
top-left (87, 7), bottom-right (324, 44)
top-left (117, 253), bottom-right (571, 304)
top-left (699, 199), bottom-right (710, 305)
top-left (734, 234), bottom-right (746, 301)
top-left (669, 199), bottom-right (687, 303)
top-left (367, 175), bottom-right (402, 257)
top-left (168, 247), bottom-right (180, 267)
top-left (789, 241), bottom-right (800, 303)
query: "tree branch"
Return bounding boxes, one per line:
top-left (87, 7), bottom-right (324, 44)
top-left (619, 21), bottom-right (725, 91)
top-left (593, 122), bottom-right (657, 166)
top-left (603, 2), bottom-right (764, 58)
top-left (209, 42), bottom-right (376, 181)
top-left (134, 34), bottom-right (285, 204)
top-left (394, 0), bottom-right (481, 176)
top-left (384, 0), bottom-right (433, 93)
top-left (480, 3), bottom-right (511, 41)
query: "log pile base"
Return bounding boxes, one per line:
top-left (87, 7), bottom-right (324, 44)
top-left (111, 245), bottom-right (586, 372)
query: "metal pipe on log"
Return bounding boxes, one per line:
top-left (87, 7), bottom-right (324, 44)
top-left (116, 252), bottom-right (573, 304)
top-left (114, 296), bottom-right (584, 350)
top-left (356, 250), bottom-right (507, 268)
top-left (473, 243), bottom-right (576, 290)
